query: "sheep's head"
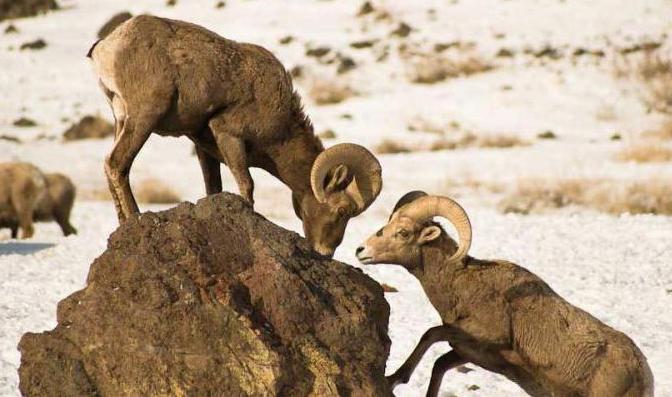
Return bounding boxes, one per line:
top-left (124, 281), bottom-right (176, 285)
top-left (295, 143), bottom-right (382, 258)
top-left (356, 192), bottom-right (472, 269)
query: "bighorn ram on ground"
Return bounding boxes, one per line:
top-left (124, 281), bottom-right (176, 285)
top-left (0, 162), bottom-right (77, 239)
top-left (88, 15), bottom-right (382, 257)
top-left (356, 192), bottom-right (654, 397)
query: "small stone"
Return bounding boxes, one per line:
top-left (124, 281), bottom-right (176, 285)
top-left (20, 39), bottom-right (47, 51)
top-left (357, 1), bottom-right (374, 16)
top-left (537, 130), bottom-right (557, 140)
top-left (4, 24), bottom-right (19, 34)
top-left (215, 1), bottom-right (225, 8)
top-left (391, 22), bottom-right (412, 38)
top-left (279, 35), bottom-right (293, 45)
top-left (305, 46), bottom-right (331, 58)
top-left (337, 56), bottom-right (356, 74)
top-left (13, 117), bottom-right (37, 127)
top-left (350, 40), bottom-right (377, 49)
top-left (467, 384), bottom-right (480, 391)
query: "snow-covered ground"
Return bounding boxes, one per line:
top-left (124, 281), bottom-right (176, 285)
top-left (1, 0), bottom-right (672, 396)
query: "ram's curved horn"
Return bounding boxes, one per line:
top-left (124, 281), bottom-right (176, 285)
top-left (390, 190), bottom-right (428, 220)
top-left (310, 143), bottom-right (382, 214)
top-left (399, 195), bottom-right (472, 262)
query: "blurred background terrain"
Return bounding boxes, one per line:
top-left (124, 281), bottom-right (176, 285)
top-left (1, 0), bottom-right (671, 395)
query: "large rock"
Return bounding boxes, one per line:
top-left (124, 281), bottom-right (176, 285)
top-left (18, 193), bottom-right (391, 396)
top-left (0, 0), bottom-right (58, 21)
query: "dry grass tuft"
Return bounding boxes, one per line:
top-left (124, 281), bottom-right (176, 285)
top-left (307, 77), bottom-right (355, 105)
top-left (431, 133), bottom-right (528, 151)
top-left (79, 188), bottom-right (113, 201)
top-left (135, 179), bottom-right (181, 204)
top-left (499, 178), bottom-right (672, 215)
top-left (642, 120), bottom-right (672, 141)
top-left (405, 52), bottom-right (492, 84)
top-left (616, 142), bottom-right (672, 163)
top-left (375, 139), bottom-right (412, 154)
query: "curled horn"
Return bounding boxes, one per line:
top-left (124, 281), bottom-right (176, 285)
top-left (310, 143), bottom-right (382, 214)
top-left (390, 190), bottom-right (428, 220)
top-left (399, 195), bottom-right (472, 263)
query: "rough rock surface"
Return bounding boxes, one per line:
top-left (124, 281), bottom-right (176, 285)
top-left (0, 0), bottom-right (57, 21)
top-left (62, 115), bottom-right (114, 141)
top-left (18, 193), bottom-right (391, 396)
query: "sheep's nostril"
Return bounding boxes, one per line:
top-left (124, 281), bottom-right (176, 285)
top-left (356, 246), bottom-right (364, 255)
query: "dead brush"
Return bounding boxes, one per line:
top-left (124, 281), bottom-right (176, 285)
top-left (499, 177), bottom-right (672, 215)
top-left (616, 52), bottom-right (672, 114)
top-left (616, 142), bottom-right (672, 163)
top-left (431, 133), bottom-right (528, 151)
top-left (375, 139), bottom-right (413, 154)
top-left (403, 46), bottom-right (493, 84)
top-left (307, 76), bottom-right (356, 105)
top-left (135, 178), bottom-right (181, 204)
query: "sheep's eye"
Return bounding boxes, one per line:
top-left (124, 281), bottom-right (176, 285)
top-left (397, 229), bottom-right (409, 239)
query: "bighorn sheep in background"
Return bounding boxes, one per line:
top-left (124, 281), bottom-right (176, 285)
top-left (88, 15), bottom-right (382, 257)
top-left (356, 192), bottom-right (654, 397)
top-left (0, 163), bottom-right (77, 239)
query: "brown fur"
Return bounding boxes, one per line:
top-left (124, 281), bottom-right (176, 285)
top-left (89, 15), bottom-right (363, 256)
top-left (0, 162), bottom-right (46, 239)
top-left (0, 168), bottom-right (77, 238)
top-left (357, 200), bottom-right (654, 397)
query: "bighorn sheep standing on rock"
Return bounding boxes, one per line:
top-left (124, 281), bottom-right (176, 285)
top-left (88, 15), bottom-right (381, 257)
top-left (356, 192), bottom-right (654, 397)
top-left (0, 163), bottom-right (77, 239)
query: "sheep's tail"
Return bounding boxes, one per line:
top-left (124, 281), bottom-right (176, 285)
top-left (87, 39), bottom-right (102, 58)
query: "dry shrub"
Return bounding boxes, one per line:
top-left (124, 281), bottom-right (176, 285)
top-left (80, 188), bottom-right (112, 201)
top-left (307, 78), bottom-right (355, 105)
top-left (617, 52), bottom-right (672, 114)
top-left (431, 133), bottom-right (528, 151)
top-left (499, 178), bottom-right (672, 215)
top-left (375, 139), bottom-right (412, 154)
top-left (616, 142), bottom-right (672, 163)
top-left (638, 54), bottom-right (672, 113)
top-left (407, 116), bottom-right (452, 135)
top-left (406, 53), bottom-right (492, 84)
top-left (478, 135), bottom-right (528, 148)
top-left (642, 120), bottom-right (672, 140)
top-left (135, 179), bottom-right (181, 204)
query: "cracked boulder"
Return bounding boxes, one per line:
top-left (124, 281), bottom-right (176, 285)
top-left (18, 193), bottom-right (391, 396)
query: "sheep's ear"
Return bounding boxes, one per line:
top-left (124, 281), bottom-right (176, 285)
top-left (324, 165), bottom-right (352, 194)
top-left (418, 225), bottom-right (441, 245)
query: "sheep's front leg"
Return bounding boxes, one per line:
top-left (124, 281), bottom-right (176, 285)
top-left (425, 351), bottom-right (467, 397)
top-left (387, 325), bottom-right (449, 387)
top-left (211, 125), bottom-right (254, 206)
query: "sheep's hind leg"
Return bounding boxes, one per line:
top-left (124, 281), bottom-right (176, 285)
top-left (105, 116), bottom-right (154, 223)
top-left (195, 146), bottom-right (222, 195)
top-left (387, 325), bottom-right (449, 387)
top-left (14, 197), bottom-right (36, 239)
top-left (210, 117), bottom-right (254, 206)
top-left (425, 351), bottom-right (467, 397)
